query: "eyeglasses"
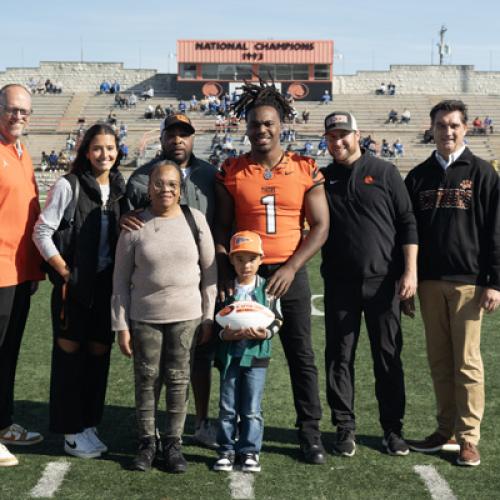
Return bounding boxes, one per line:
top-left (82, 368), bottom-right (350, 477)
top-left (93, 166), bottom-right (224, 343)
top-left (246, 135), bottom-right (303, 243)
top-left (152, 180), bottom-right (180, 191)
top-left (0, 105), bottom-right (33, 117)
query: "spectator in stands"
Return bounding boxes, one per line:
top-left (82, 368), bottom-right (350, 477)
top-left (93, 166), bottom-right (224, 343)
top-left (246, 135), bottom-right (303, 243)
top-left (321, 90), bottom-right (332, 104)
top-left (154, 104), bottom-right (165, 120)
top-left (27, 78), bottom-right (37, 94)
top-left (142, 86), bottom-right (154, 100)
top-left (376, 82), bottom-right (386, 95)
top-left (53, 81), bottom-right (63, 94)
top-left (387, 109), bottom-right (398, 124)
top-left (127, 92), bottom-right (138, 108)
top-left (99, 81), bottom-right (111, 94)
top-left (317, 137), bottom-right (327, 156)
top-left (472, 116), bottom-right (484, 134)
top-left (190, 95), bottom-right (199, 112)
top-left (107, 112), bottom-right (117, 127)
top-left (40, 151), bottom-right (49, 171)
top-left (302, 109), bottom-right (310, 124)
top-left (45, 79), bottom-right (54, 93)
top-left (304, 140), bottom-right (314, 156)
top-left (57, 150), bottom-right (69, 171)
top-left (178, 100), bottom-right (187, 114)
top-left (423, 128), bottom-right (433, 144)
top-left (199, 96), bottom-right (208, 112)
top-left (144, 105), bottom-right (154, 120)
top-left (119, 123), bottom-right (128, 140)
top-left (215, 114), bottom-right (226, 132)
top-left (484, 116), bottom-right (494, 134)
top-left (48, 150), bottom-right (59, 171)
top-left (36, 78), bottom-right (45, 94)
top-left (119, 142), bottom-right (129, 161)
top-left (393, 138), bottom-right (404, 157)
top-left (165, 103), bottom-right (175, 117)
top-left (66, 135), bottom-right (76, 151)
top-left (400, 109), bottom-right (411, 124)
top-left (388, 82), bottom-right (396, 95)
top-left (112, 81), bottom-right (121, 94)
top-left (381, 139), bottom-right (392, 158)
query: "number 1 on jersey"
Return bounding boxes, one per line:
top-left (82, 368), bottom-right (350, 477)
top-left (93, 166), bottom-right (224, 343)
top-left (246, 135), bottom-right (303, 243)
top-left (261, 195), bottom-right (276, 234)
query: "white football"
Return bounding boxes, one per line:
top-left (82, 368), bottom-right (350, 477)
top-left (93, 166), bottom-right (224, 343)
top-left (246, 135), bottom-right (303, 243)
top-left (216, 300), bottom-right (275, 330)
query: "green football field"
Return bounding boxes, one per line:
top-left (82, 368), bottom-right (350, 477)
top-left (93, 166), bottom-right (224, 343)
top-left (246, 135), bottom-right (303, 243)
top-left (2, 254), bottom-right (500, 499)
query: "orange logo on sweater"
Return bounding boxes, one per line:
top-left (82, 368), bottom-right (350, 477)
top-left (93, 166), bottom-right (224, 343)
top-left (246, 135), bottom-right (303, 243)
top-left (364, 175), bottom-right (374, 184)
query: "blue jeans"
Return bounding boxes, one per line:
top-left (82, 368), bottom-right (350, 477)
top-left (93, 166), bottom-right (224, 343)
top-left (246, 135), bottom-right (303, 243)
top-left (217, 357), bottom-right (267, 454)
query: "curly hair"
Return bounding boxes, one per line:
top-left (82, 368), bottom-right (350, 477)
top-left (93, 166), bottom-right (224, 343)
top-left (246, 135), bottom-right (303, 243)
top-left (232, 77), bottom-right (294, 122)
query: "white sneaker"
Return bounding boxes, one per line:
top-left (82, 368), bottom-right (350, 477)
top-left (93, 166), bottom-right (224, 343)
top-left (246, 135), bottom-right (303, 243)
top-left (0, 423), bottom-right (43, 446)
top-left (241, 453), bottom-right (261, 473)
top-left (64, 433), bottom-right (101, 459)
top-left (84, 427), bottom-right (108, 453)
top-left (0, 443), bottom-right (18, 466)
top-left (193, 419), bottom-right (218, 449)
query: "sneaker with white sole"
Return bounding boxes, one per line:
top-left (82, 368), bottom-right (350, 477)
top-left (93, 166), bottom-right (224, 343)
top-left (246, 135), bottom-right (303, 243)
top-left (84, 427), bottom-right (108, 453)
top-left (0, 423), bottom-right (43, 446)
top-left (0, 443), bottom-right (18, 467)
top-left (213, 451), bottom-right (235, 472)
top-left (240, 453), bottom-right (261, 473)
top-left (193, 419), bottom-right (218, 449)
top-left (382, 432), bottom-right (410, 456)
top-left (64, 432), bottom-right (101, 459)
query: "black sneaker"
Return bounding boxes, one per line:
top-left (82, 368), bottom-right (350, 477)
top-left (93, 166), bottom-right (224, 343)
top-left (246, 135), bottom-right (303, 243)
top-left (132, 436), bottom-right (156, 471)
top-left (333, 428), bottom-right (356, 457)
top-left (300, 436), bottom-right (326, 465)
top-left (240, 452), bottom-right (261, 473)
top-left (163, 438), bottom-right (187, 473)
top-left (213, 451), bottom-right (235, 472)
top-left (382, 432), bottom-right (410, 456)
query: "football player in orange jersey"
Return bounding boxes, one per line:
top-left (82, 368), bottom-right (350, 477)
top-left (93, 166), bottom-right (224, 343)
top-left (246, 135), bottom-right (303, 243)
top-left (214, 81), bottom-right (329, 464)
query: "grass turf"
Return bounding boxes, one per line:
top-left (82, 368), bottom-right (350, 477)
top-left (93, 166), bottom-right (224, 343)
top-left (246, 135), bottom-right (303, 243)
top-left (2, 254), bottom-right (500, 499)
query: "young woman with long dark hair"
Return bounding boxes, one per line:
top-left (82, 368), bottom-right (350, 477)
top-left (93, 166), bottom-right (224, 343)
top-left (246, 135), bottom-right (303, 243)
top-left (33, 123), bottom-right (129, 458)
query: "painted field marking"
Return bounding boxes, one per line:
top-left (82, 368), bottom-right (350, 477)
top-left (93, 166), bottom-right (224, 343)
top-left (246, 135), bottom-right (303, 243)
top-left (30, 460), bottom-right (71, 498)
top-left (414, 465), bottom-right (457, 500)
top-left (311, 294), bottom-right (324, 316)
top-left (229, 471), bottom-right (255, 499)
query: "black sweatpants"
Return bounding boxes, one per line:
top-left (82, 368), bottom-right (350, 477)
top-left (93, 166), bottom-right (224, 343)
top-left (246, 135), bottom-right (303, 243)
top-left (0, 281), bottom-right (32, 429)
top-left (324, 276), bottom-right (405, 434)
top-left (259, 265), bottom-right (322, 442)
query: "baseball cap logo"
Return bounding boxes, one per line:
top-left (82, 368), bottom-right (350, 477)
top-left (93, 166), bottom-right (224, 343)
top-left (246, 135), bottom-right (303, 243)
top-left (234, 236), bottom-right (251, 245)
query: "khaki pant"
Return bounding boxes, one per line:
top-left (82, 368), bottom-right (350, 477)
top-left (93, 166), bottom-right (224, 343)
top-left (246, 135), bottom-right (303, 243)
top-left (418, 281), bottom-right (484, 445)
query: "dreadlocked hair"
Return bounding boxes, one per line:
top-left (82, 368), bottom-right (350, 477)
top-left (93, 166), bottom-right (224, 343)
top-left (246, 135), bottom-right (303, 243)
top-left (232, 77), bottom-right (294, 122)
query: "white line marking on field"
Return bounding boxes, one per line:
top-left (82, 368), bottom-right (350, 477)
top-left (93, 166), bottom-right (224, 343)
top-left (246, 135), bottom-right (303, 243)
top-left (229, 471), bottom-right (255, 499)
top-left (311, 294), bottom-right (324, 316)
top-left (30, 460), bottom-right (71, 498)
top-left (414, 465), bottom-right (457, 500)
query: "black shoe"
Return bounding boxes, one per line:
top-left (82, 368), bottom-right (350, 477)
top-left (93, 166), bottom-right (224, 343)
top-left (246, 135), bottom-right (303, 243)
top-left (382, 432), bottom-right (409, 456)
top-left (163, 438), bottom-right (187, 473)
top-left (132, 436), bottom-right (156, 471)
top-left (332, 428), bottom-right (356, 457)
top-left (300, 436), bottom-right (326, 465)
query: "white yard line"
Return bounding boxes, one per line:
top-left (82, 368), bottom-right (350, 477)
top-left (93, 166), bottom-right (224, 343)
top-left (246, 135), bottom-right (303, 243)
top-left (30, 460), bottom-right (71, 498)
top-left (414, 465), bottom-right (457, 500)
top-left (229, 471), bottom-right (255, 500)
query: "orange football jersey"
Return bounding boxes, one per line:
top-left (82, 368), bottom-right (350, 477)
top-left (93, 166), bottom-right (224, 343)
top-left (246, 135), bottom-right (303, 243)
top-left (217, 152), bottom-right (324, 264)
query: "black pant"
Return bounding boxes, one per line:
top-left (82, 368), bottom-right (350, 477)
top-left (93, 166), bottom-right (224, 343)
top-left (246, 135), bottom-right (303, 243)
top-left (49, 270), bottom-right (113, 434)
top-left (0, 281), bottom-right (32, 429)
top-left (324, 276), bottom-right (405, 434)
top-left (259, 265), bottom-right (322, 441)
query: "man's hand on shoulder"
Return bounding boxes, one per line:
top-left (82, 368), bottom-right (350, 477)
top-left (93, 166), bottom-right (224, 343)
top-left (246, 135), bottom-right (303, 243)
top-left (480, 287), bottom-right (500, 313)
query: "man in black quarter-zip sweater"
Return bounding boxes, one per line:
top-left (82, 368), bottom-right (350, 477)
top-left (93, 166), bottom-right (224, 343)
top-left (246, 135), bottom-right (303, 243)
top-left (320, 111), bottom-right (418, 458)
top-left (405, 100), bottom-right (500, 468)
